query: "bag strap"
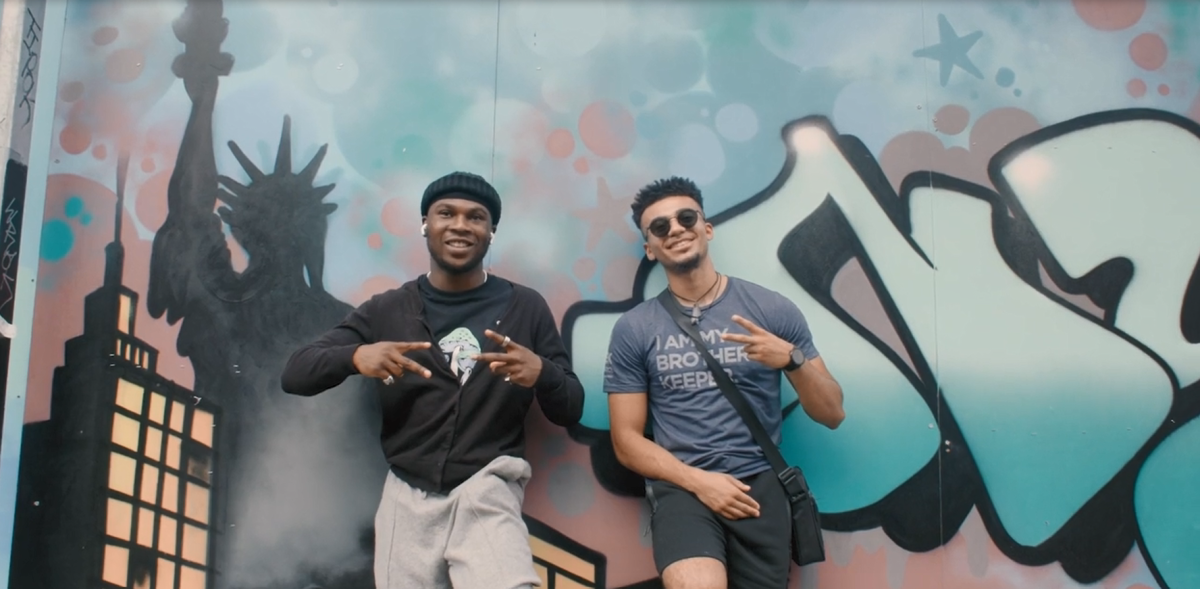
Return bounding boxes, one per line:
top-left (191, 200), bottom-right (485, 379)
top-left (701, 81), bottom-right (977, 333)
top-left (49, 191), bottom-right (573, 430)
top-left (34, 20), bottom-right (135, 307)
top-left (655, 288), bottom-right (791, 477)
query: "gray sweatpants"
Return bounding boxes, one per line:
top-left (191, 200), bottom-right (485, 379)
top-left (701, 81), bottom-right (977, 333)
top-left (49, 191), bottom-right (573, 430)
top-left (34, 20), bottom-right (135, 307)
top-left (374, 455), bottom-right (541, 589)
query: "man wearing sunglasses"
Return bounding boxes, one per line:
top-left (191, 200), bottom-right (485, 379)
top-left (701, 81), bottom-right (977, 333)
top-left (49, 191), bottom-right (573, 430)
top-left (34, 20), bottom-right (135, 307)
top-left (281, 171), bottom-right (585, 589)
top-left (604, 176), bottom-right (844, 588)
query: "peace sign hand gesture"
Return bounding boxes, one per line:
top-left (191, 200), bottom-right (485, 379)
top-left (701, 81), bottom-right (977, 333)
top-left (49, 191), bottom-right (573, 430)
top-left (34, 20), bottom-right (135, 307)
top-left (719, 314), bottom-right (794, 370)
top-left (353, 341), bottom-right (433, 384)
top-left (472, 329), bottom-right (544, 387)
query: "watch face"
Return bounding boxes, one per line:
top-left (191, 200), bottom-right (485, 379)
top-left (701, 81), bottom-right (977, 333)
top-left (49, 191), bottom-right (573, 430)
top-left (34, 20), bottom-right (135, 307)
top-left (791, 349), bottom-right (805, 365)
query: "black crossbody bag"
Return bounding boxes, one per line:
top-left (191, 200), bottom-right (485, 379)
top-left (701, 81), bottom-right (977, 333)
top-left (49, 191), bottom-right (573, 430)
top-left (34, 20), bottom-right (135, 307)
top-left (656, 288), bottom-right (826, 566)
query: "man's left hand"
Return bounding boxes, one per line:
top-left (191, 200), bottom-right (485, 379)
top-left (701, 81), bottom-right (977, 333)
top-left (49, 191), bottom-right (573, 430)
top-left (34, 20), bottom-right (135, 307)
top-left (473, 329), bottom-right (544, 387)
top-left (720, 314), bottom-right (793, 370)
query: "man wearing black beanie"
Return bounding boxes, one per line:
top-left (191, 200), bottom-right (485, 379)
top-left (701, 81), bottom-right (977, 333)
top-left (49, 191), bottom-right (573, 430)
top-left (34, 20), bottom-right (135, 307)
top-left (282, 171), bottom-right (585, 589)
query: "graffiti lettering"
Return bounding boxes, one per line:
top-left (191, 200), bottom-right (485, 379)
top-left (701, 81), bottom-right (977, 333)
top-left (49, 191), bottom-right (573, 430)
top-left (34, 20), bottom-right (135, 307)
top-left (18, 7), bottom-right (41, 128)
top-left (0, 196), bottom-right (21, 313)
top-left (565, 109), bottom-right (1200, 589)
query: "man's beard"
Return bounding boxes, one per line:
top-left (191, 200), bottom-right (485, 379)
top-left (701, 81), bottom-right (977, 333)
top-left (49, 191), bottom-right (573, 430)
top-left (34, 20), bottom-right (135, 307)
top-left (660, 252), bottom-right (702, 274)
top-left (429, 242), bottom-right (490, 275)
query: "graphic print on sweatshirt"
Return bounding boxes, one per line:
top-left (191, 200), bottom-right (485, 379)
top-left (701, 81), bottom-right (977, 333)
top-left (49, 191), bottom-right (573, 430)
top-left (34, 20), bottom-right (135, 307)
top-left (440, 327), bottom-right (480, 384)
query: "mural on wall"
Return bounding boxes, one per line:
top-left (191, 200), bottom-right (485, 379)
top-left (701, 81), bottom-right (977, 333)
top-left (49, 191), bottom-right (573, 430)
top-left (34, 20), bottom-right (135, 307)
top-left (4, 0), bottom-right (1199, 588)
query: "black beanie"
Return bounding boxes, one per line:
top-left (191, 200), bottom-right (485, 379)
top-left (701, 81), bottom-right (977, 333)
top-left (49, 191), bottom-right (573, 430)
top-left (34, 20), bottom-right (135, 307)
top-left (420, 171), bottom-right (502, 227)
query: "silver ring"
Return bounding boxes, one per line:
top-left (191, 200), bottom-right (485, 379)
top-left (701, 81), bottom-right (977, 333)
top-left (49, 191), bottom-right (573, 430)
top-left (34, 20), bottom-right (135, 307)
top-left (383, 375), bottom-right (395, 385)
top-left (504, 376), bottom-right (511, 382)
top-left (502, 336), bottom-right (511, 347)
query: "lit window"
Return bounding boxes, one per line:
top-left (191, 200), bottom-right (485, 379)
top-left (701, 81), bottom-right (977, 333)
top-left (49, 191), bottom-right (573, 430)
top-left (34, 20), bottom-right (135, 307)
top-left (118, 293), bottom-right (134, 334)
top-left (179, 565), bottom-right (205, 589)
top-left (191, 410), bottom-right (213, 447)
top-left (529, 536), bottom-right (597, 586)
top-left (162, 473), bottom-right (178, 512)
top-left (105, 498), bottom-right (132, 541)
top-left (184, 483), bottom-right (209, 524)
top-left (140, 464), bottom-right (159, 503)
top-left (109, 453), bottom-right (136, 496)
top-left (182, 524), bottom-right (207, 565)
top-left (145, 427), bottom-right (162, 462)
top-left (112, 413), bottom-right (141, 452)
top-left (157, 559), bottom-right (176, 589)
top-left (187, 455), bottom-right (211, 483)
top-left (158, 515), bottom-right (177, 555)
top-left (116, 380), bottom-right (144, 414)
top-left (169, 401), bottom-right (185, 433)
top-left (137, 507), bottom-right (155, 548)
top-left (102, 544), bottom-right (129, 586)
top-left (166, 435), bottom-right (181, 469)
top-left (149, 394), bottom-right (166, 424)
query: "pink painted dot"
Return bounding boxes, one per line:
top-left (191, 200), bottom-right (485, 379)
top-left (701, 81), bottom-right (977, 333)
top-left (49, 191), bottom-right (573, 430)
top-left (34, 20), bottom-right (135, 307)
top-left (59, 124), bottom-right (92, 155)
top-left (105, 48), bottom-right (145, 83)
top-left (1129, 33), bottom-right (1167, 71)
top-left (1158, 84), bottom-right (1170, 96)
top-left (59, 81), bottom-right (84, 102)
top-left (933, 104), bottom-right (970, 135)
top-left (141, 158), bottom-right (155, 173)
top-left (1072, 0), bottom-right (1145, 31)
top-left (572, 257), bottom-right (597, 280)
top-left (546, 129), bottom-right (575, 159)
top-left (573, 157), bottom-right (589, 174)
top-left (382, 197), bottom-right (418, 237)
top-left (578, 101), bottom-right (636, 159)
top-left (92, 144), bottom-right (107, 160)
top-left (93, 26), bottom-right (119, 45)
top-left (368, 233), bottom-right (383, 250)
top-left (1127, 78), bottom-right (1147, 98)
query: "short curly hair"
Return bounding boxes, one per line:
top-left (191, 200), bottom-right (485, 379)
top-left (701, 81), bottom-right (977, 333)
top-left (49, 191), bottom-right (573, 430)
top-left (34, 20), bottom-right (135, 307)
top-left (630, 176), bottom-right (704, 233)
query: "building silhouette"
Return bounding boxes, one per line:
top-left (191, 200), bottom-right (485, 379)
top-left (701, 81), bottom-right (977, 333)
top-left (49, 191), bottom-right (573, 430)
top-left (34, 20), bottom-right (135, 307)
top-left (525, 515), bottom-right (607, 589)
top-left (9, 155), bottom-right (222, 589)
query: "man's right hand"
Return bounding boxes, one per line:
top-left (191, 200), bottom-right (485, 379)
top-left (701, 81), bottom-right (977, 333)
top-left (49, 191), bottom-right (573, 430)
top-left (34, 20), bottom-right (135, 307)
top-left (353, 341), bottom-right (433, 380)
top-left (686, 469), bottom-right (761, 520)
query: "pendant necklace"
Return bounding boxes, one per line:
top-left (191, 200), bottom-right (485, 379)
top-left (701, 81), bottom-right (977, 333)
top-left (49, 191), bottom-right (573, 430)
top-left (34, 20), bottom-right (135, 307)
top-left (670, 273), bottom-right (722, 324)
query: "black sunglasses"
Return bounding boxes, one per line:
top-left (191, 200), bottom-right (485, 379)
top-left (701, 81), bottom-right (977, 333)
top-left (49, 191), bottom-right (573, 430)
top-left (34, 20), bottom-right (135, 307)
top-left (646, 208), bottom-right (703, 238)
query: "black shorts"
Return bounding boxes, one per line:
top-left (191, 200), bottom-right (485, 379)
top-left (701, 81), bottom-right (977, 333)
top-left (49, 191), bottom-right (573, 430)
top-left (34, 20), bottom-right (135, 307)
top-left (646, 468), bottom-right (791, 588)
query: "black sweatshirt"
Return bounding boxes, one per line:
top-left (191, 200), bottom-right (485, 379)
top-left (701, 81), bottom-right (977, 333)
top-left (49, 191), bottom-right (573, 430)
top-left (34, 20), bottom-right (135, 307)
top-left (280, 277), bottom-right (585, 494)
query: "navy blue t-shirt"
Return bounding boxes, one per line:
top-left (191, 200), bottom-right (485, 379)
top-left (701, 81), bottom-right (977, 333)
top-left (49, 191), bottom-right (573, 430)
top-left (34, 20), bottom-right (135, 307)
top-left (603, 277), bottom-right (819, 479)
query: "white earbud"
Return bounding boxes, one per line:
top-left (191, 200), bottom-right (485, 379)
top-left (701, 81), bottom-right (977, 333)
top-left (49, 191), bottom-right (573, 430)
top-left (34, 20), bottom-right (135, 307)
top-left (489, 232), bottom-right (495, 244)
top-left (420, 224), bottom-right (427, 237)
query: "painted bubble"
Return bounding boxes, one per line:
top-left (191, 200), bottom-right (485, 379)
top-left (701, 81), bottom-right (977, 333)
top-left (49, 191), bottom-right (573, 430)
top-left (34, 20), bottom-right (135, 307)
top-left (715, 103), bottom-right (759, 143)
top-left (1129, 33), bottom-right (1167, 71)
top-left (41, 220), bottom-right (74, 262)
top-left (59, 124), bottom-right (92, 155)
top-left (93, 26), bottom-right (119, 45)
top-left (578, 101), bottom-right (637, 159)
top-left (1127, 79), bottom-right (1147, 98)
top-left (995, 67), bottom-right (1016, 88)
top-left (64, 196), bottom-right (84, 218)
top-left (933, 104), bottom-right (970, 136)
top-left (546, 129), bottom-right (575, 159)
top-left (1072, 0), bottom-right (1146, 31)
